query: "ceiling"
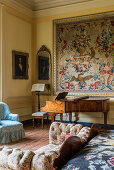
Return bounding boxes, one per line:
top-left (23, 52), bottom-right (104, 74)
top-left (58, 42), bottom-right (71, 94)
top-left (15, 0), bottom-right (92, 11)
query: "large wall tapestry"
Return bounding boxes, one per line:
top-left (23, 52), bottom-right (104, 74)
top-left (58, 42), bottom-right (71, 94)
top-left (53, 12), bottom-right (114, 96)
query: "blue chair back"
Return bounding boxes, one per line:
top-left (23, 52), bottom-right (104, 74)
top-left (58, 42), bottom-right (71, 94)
top-left (0, 102), bottom-right (11, 120)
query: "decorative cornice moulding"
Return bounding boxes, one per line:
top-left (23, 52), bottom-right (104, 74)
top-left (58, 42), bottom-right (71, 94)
top-left (33, 0), bottom-right (114, 18)
top-left (0, 0), bottom-right (33, 17)
top-left (18, 0), bottom-right (93, 11)
top-left (0, 0), bottom-right (114, 18)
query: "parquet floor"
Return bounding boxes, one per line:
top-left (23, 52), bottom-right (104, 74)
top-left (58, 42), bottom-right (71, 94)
top-left (1, 123), bottom-right (50, 151)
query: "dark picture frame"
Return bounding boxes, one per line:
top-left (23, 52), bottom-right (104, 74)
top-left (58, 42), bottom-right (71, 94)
top-left (12, 50), bottom-right (29, 79)
top-left (38, 55), bottom-right (49, 80)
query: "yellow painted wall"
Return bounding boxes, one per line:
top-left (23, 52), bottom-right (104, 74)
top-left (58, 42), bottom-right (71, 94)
top-left (0, 0), bottom-right (114, 124)
top-left (35, 0), bottom-right (114, 125)
top-left (1, 6), bottom-right (33, 121)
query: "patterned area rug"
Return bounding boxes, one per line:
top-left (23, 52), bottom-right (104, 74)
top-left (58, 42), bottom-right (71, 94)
top-left (62, 130), bottom-right (114, 170)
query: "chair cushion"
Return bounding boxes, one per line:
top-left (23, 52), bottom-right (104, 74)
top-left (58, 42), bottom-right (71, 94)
top-left (1, 120), bottom-right (22, 127)
top-left (32, 112), bottom-right (47, 117)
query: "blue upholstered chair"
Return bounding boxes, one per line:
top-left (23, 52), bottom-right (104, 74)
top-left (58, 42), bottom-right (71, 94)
top-left (0, 102), bottom-right (25, 144)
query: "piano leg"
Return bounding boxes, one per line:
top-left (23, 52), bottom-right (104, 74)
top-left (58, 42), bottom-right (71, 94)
top-left (69, 112), bottom-right (72, 122)
top-left (103, 111), bottom-right (108, 129)
top-left (75, 112), bottom-right (79, 122)
top-left (51, 115), bottom-right (55, 122)
top-left (48, 112), bottom-right (56, 122)
top-left (60, 114), bottom-right (63, 122)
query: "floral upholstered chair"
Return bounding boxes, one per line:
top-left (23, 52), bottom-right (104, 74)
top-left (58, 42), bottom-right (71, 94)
top-left (0, 102), bottom-right (25, 144)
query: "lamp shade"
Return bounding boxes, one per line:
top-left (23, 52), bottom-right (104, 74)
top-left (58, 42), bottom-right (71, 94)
top-left (31, 84), bottom-right (45, 92)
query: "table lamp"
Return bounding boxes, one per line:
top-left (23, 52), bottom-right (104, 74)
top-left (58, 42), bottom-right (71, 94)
top-left (31, 83), bottom-right (45, 111)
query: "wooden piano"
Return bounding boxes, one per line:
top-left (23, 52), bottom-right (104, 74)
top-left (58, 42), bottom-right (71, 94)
top-left (41, 92), bottom-right (110, 128)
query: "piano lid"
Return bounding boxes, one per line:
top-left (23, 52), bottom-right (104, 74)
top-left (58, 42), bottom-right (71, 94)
top-left (55, 92), bottom-right (68, 101)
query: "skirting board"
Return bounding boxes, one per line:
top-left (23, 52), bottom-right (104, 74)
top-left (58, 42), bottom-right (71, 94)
top-left (22, 119), bottom-right (114, 129)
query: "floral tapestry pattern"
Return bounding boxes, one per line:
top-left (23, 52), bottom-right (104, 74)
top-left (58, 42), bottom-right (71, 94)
top-left (54, 14), bottom-right (114, 96)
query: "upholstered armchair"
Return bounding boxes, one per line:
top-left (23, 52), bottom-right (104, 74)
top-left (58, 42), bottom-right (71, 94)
top-left (0, 102), bottom-right (25, 144)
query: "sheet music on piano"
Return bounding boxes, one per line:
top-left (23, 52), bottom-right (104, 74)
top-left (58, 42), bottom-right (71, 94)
top-left (55, 92), bottom-right (68, 101)
top-left (55, 92), bottom-right (89, 101)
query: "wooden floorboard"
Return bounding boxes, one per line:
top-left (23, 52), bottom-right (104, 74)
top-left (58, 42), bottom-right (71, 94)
top-left (0, 124), bottom-right (50, 152)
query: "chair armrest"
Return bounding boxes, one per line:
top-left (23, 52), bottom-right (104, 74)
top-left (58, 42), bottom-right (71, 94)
top-left (8, 113), bottom-right (19, 121)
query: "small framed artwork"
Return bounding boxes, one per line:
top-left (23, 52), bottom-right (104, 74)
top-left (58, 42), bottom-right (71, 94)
top-left (12, 50), bottom-right (29, 79)
top-left (38, 55), bottom-right (49, 80)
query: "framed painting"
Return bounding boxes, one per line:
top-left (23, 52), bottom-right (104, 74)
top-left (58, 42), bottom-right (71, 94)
top-left (37, 45), bottom-right (51, 95)
top-left (38, 55), bottom-right (49, 80)
top-left (12, 50), bottom-right (29, 79)
top-left (38, 45), bottom-right (51, 81)
top-left (53, 12), bottom-right (114, 96)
